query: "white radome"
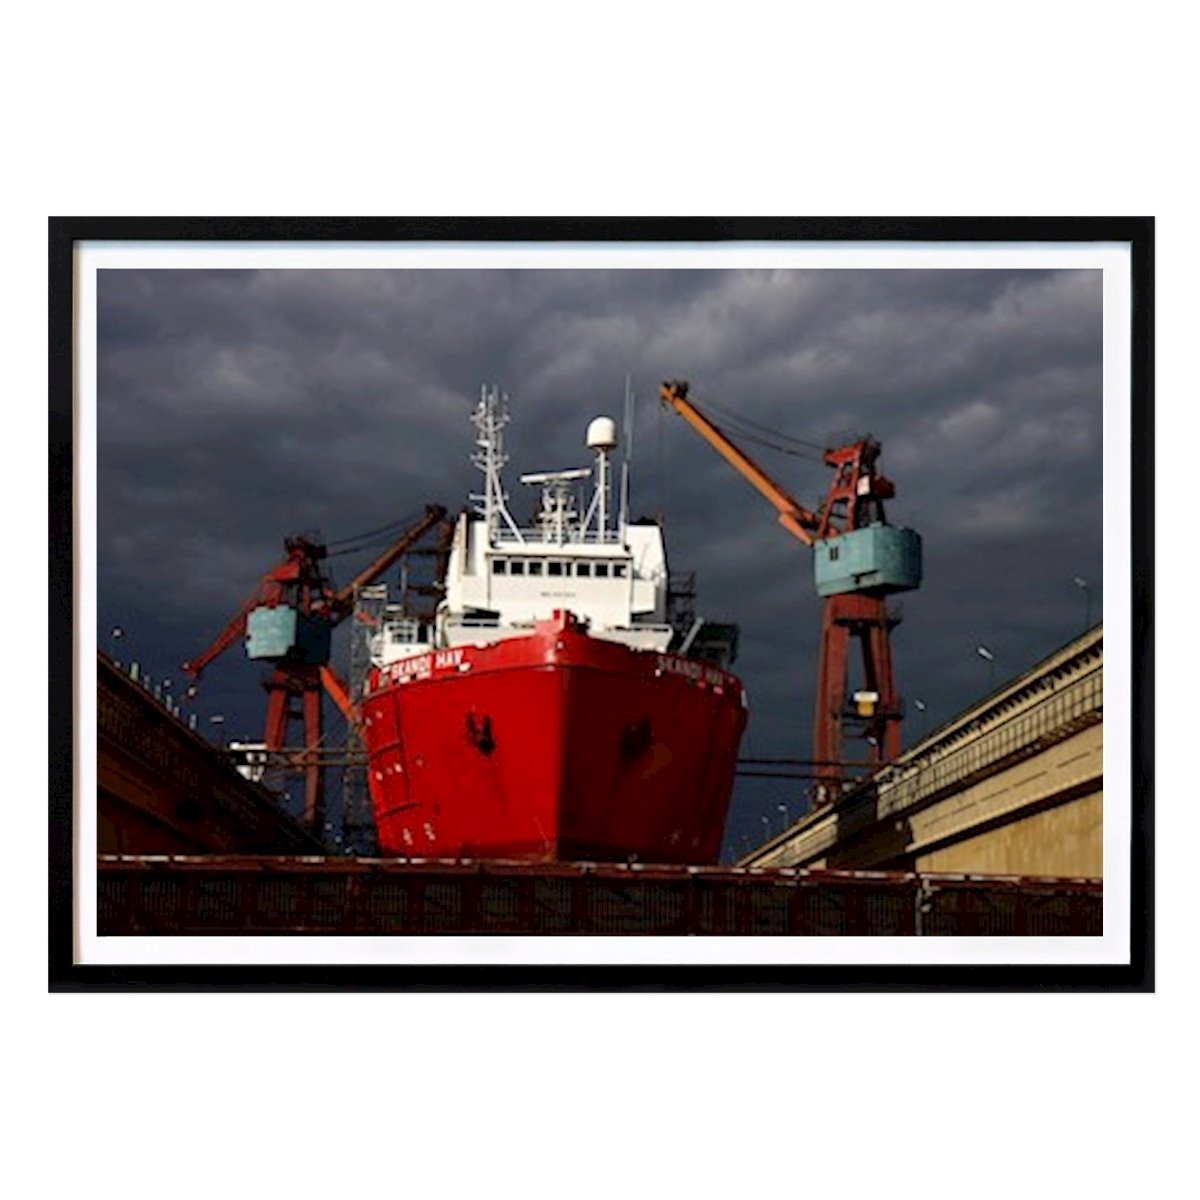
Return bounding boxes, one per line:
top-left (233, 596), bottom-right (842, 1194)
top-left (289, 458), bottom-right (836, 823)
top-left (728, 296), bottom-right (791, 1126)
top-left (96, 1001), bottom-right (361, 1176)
top-left (586, 416), bottom-right (618, 451)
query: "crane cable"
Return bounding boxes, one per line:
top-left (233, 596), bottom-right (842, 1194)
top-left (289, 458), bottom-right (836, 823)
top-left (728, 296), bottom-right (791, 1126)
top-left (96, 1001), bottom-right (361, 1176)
top-left (327, 509), bottom-right (426, 546)
top-left (325, 509), bottom-right (427, 556)
top-left (682, 394), bottom-right (833, 514)
top-left (688, 396), bottom-right (828, 462)
top-left (703, 416), bottom-right (825, 462)
top-left (691, 393), bottom-right (829, 452)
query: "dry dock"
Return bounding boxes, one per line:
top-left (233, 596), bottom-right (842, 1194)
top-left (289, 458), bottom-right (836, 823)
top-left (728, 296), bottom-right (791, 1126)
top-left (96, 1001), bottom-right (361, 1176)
top-left (94, 633), bottom-right (1103, 937)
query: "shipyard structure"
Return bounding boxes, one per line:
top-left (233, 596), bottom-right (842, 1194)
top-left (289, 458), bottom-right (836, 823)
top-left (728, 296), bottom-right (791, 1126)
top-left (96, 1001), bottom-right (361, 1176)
top-left (96, 380), bottom-right (1104, 937)
top-left (742, 624), bottom-right (1103, 878)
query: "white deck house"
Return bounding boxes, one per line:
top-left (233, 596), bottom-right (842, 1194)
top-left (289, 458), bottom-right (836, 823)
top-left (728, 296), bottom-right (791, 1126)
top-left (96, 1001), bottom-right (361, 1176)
top-left (373, 386), bottom-right (677, 665)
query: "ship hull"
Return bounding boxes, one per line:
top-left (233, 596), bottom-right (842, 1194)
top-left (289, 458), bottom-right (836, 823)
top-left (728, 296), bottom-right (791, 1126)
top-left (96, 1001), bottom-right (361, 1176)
top-left (362, 612), bottom-right (746, 864)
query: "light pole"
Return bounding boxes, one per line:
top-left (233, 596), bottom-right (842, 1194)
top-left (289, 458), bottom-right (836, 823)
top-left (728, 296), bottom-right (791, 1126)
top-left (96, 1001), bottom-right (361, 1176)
top-left (776, 802), bottom-right (789, 832)
top-left (976, 644), bottom-right (996, 686)
top-left (913, 697), bottom-right (928, 739)
top-left (1073, 576), bottom-right (1093, 633)
top-left (760, 814), bottom-right (770, 843)
top-left (209, 713), bottom-right (226, 748)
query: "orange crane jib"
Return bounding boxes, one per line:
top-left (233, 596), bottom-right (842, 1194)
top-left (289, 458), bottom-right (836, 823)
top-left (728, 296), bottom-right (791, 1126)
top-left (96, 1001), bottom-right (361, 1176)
top-left (658, 380), bottom-right (895, 544)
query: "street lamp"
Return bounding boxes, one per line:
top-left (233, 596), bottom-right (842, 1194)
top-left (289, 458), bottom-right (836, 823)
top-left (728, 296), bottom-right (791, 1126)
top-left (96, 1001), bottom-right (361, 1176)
top-left (976, 644), bottom-right (996, 685)
top-left (1073, 576), bottom-right (1093, 632)
top-left (209, 713), bottom-right (226, 747)
top-left (776, 802), bottom-right (789, 832)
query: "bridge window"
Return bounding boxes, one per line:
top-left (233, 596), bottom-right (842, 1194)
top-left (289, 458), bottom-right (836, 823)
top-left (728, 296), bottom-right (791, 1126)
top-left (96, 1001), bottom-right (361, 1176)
top-left (594, 562), bottom-right (609, 578)
top-left (614, 563), bottom-right (628, 578)
top-left (548, 560), bottom-right (570, 577)
top-left (576, 561), bottom-right (592, 577)
top-left (510, 560), bottom-right (526, 576)
top-left (528, 561), bottom-right (544, 576)
top-left (492, 558), bottom-right (507, 575)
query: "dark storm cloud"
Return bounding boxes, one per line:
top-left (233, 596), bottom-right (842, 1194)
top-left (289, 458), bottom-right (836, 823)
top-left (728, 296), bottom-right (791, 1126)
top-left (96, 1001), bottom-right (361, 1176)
top-left (97, 266), bottom-right (1103, 852)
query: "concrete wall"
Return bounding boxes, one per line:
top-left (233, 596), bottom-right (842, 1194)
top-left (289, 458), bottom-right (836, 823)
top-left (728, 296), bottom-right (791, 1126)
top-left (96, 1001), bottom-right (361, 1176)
top-left (892, 721), bottom-right (1103, 874)
top-left (917, 790), bottom-right (1102, 877)
top-left (98, 653), bottom-right (322, 854)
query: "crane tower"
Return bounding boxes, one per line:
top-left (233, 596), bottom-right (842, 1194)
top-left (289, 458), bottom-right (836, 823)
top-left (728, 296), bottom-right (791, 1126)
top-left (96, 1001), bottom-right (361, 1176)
top-left (182, 506), bottom-right (447, 835)
top-left (659, 380), bottom-right (922, 807)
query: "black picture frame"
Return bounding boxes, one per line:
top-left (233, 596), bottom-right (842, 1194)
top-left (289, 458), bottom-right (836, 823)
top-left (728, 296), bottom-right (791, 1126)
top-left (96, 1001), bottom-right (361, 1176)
top-left (50, 216), bottom-right (1154, 992)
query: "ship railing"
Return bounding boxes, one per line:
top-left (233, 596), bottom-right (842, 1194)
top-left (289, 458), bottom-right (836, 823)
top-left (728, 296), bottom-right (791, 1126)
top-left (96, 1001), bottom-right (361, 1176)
top-left (493, 528), bottom-right (624, 546)
top-left (384, 618), bottom-right (427, 644)
top-left (453, 615), bottom-right (502, 629)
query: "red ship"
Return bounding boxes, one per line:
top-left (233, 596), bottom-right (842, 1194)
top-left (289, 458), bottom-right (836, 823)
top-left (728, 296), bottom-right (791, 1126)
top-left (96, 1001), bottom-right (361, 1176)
top-left (361, 387), bottom-right (747, 864)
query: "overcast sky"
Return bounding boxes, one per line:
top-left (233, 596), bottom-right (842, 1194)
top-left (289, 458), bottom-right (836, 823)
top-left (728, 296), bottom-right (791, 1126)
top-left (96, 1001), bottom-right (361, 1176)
top-left (97, 267), bottom-right (1103, 856)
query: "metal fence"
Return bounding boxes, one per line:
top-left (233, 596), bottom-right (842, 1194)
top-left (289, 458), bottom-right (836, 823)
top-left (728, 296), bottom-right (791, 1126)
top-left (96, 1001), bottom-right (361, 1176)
top-left (98, 856), bottom-right (1101, 937)
top-left (872, 666), bottom-right (1102, 822)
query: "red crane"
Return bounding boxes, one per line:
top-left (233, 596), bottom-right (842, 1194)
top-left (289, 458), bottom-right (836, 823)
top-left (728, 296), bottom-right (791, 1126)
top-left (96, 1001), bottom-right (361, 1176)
top-left (182, 505), bottom-right (448, 832)
top-left (659, 381), bottom-right (922, 807)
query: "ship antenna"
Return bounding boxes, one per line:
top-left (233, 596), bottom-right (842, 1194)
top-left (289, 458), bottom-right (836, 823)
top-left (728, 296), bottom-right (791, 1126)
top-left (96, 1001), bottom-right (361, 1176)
top-left (585, 414), bottom-right (619, 540)
top-left (619, 373), bottom-right (634, 530)
top-left (469, 384), bottom-right (523, 544)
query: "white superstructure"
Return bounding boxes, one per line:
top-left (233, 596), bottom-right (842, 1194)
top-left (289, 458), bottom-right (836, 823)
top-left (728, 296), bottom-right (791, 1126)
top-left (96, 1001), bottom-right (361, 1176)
top-left (372, 385), bottom-right (674, 666)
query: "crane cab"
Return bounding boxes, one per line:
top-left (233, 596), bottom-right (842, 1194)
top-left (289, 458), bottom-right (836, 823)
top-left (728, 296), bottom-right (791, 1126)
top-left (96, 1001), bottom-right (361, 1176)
top-left (813, 524), bottom-right (923, 598)
top-left (245, 605), bottom-right (333, 664)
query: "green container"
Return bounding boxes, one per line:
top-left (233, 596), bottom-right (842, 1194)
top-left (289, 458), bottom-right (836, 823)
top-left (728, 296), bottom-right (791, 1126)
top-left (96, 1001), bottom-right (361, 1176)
top-left (813, 525), bottom-right (922, 597)
top-left (246, 605), bottom-right (332, 664)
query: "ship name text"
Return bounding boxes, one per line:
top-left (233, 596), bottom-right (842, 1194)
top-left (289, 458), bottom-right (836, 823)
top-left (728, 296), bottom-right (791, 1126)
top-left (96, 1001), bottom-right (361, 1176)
top-left (655, 654), bottom-right (729, 688)
top-left (374, 648), bottom-right (466, 690)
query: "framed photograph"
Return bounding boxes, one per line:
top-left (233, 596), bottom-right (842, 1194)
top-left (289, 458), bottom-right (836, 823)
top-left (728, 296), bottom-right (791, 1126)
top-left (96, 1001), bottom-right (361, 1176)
top-left (50, 217), bottom-right (1152, 990)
